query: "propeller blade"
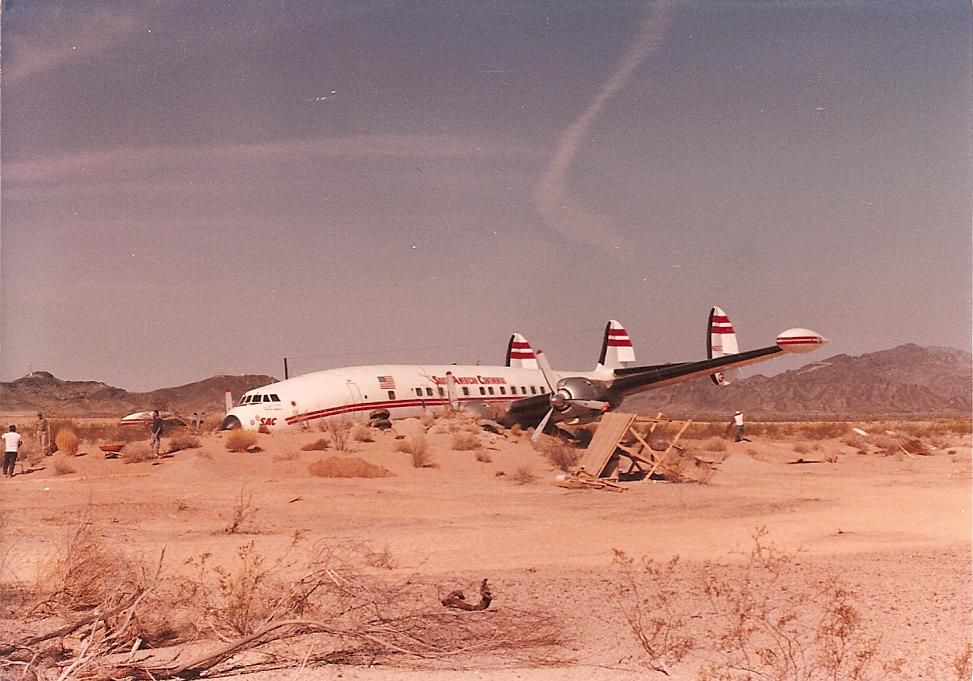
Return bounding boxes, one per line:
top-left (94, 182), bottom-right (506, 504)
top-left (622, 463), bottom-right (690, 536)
top-left (535, 349), bottom-right (556, 392)
top-left (445, 372), bottom-right (459, 409)
top-left (531, 408), bottom-right (554, 442)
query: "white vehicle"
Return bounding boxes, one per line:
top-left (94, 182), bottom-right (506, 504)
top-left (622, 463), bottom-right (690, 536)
top-left (221, 307), bottom-right (826, 438)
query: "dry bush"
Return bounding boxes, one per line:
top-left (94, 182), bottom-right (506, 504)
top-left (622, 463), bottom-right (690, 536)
top-left (397, 434), bottom-right (435, 468)
top-left (841, 433), bottom-right (868, 450)
top-left (55, 428), bottom-right (80, 456)
top-left (512, 465), bottom-right (536, 485)
top-left (612, 550), bottom-right (695, 675)
top-left (542, 441), bottom-right (580, 472)
top-left (696, 528), bottom-right (899, 681)
top-left (122, 441), bottom-right (152, 463)
top-left (702, 437), bottom-right (727, 452)
top-left (797, 422), bottom-right (850, 439)
top-left (225, 429), bottom-right (258, 453)
top-left (450, 431), bottom-right (481, 451)
top-left (223, 487), bottom-right (259, 535)
top-left (475, 449), bottom-right (493, 463)
top-left (168, 431), bottom-right (201, 452)
top-left (308, 456), bottom-right (393, 478)
top-left (364, 544), bottom-right (396, 570)
top-left (323, 418), bottom-right (353, 451)
top-left (352, 424), bottom-right (374, 442)
top-left (51, 454), bottom-right (76, 475)
top-left (509, 423), bottom-right (524, 437)
top-left (301, 437), bottom-right (330, 451)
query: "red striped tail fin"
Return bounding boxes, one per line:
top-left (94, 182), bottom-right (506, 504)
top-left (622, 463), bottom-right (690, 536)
top-left (597, 320), bottom-right (636, 370)
top-left (506, 333), bottom-right (538, 369)
top-left (708, 306), bottom-right (739, 386)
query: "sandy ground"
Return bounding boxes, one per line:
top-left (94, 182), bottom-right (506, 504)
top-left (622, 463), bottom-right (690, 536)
top-left (0, 418), bottom-right (970, 680)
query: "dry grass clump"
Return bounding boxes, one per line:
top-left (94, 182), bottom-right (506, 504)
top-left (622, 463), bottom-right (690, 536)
top-left (301, 437), bottom-right (329, 451)
top-left (309, 456), bottom-right (393, 478)
top-left (542, 441), bottom-right (580, 472)
top-left (512, 465), bottom-right (536, 485)
top-left (352, 424), bottom-right (375, 442)
top-left (222, 487), bottom-right (259, 535)
top-left (51, 454), bottom-right (76, 475)
top-left (168, 431), bottom-right (201, 452)
top-left (55, 428), bottom-right (80, 456)
top-left (475, 449), bottom-right (493, 463)
top-left (225, 430), bottom-right (258, 453)
top-left (121, 441), bottom-right (152, 463)
top-left (450, 431), bottom-right (481, 451)
top-left (323, 418), bottom-right (353, 451)
top-left (397, 434), bottom-right (435, 468)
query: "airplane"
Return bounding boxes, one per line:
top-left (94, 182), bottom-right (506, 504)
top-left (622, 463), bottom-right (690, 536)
top-left (219, 307), bottom-right (827, 439)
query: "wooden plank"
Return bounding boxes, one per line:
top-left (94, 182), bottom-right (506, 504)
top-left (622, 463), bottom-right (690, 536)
top-left (575, 411), bottom-right (637, 478)
top-left (646, 419), bottom-right (692, 479)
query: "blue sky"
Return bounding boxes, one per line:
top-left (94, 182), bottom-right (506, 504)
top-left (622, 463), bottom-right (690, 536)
top-left (1, 1), bottom-right (969, 390)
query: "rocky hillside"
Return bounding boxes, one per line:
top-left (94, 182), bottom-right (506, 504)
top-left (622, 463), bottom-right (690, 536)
top-left (624, 344), bottom-right (971, 419)
top-left (0, 371), bottom-right (276, 417)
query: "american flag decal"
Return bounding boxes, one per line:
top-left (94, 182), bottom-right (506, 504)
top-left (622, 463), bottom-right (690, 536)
top-left (377, 375), bottom-right (396, 390)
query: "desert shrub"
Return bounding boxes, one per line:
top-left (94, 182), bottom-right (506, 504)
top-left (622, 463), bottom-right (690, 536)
top-left (55, 429), bottom-right (80, 457)
top-left (798, 422), bottom-right (849, 439)
top-left (543, 442), bottom-right (580, 472)
top-left (352, 424), bottom-right (374, 442)
top-left (364, 544), bottom-right (396, 569)
top-left (301, 437), bottom-right (329, 451)
top-left (323, 418), bottom-right (353, 451)
top-left (222, 487), bottom-right (259, 535)
top-left (397, 434), bottom-right (434, 468)
top-left (308, 456), bottom-right (393, 478)
top-left (51, 454), bottom-right (76, 475)
top-left (225, 430), bottom-right (258, 453)
top-left (512, 465), bottom-right (536, 485)
top-left (475, 450), bottom-right (492, 463)
top-left (510, 424), bottom-right (524, 437)
top-left (168, 432), bottom-right (201, 452)
top-left (450, 431), bottom-right (480, 451)
top-left (122, 442), bottom-right (152, 463)
top-left (702, 437), bottom-right (727, 452)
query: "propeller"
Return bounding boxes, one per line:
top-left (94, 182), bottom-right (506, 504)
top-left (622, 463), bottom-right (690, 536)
top-left (445, 372), bottom-right (459, 410)
top-left (531, 350), bottom-right (610, 442)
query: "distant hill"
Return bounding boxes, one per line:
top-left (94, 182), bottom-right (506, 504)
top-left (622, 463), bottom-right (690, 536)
top-left (0, 371), bottom-right (277, 418)
top-left (624, 344), bottom-right (972, 419)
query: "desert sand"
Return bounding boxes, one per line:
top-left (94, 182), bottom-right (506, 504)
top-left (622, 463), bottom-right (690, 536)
top-left (0, 416), bottom-right (970, 680)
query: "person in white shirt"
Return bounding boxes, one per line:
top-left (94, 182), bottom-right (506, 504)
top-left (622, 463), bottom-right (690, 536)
top-left (2, 425), bottom-right (22, 477)
top-left (731, 410), bottom-right (748, 442)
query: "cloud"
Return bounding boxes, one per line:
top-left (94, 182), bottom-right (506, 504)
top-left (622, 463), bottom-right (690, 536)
top-left (2, 5), bottom-right (144, 84)
top-left (532, 0), bottom-right (679, 257)
top-left (3, 133), bottom-right (521, 188)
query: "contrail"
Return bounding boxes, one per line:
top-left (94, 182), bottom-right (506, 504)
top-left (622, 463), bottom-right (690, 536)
top-left (533, 0), bottom-right (678, 257)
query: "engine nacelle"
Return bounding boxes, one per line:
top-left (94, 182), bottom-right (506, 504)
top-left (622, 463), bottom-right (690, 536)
top-left (550, 376), bottom-right (611, 419)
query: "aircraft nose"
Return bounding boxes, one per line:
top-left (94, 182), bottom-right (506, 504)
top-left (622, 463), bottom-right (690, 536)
top-left (220, 415), bottom-right (242, 430)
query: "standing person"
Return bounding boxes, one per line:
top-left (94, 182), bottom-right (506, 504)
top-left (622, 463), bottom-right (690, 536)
top-left (2, 425), bottom-right (21, 478)
top-left (36, 412), bottom-right (50, 456)
top-left (149, 410), bottom-right (164, 458)
top-left (731, 410), bottom-right (747, 442)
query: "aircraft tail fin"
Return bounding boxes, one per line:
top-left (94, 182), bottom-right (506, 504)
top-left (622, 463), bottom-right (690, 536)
top-left (225, 389), bottom-right (233, 413)
top-left (708, 306), bottom-right (739, 385)
top-left (506, 333), bottom-right (538, 369)
top-left (597, 320), bottom-right (636, 370)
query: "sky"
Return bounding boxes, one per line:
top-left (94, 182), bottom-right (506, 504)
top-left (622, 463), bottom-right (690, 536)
top-left (1, 0), bottom-right (970, 392)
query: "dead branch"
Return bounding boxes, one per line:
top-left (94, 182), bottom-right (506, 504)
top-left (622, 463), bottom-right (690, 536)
top-left (441, 579), bottom-right (493, 611)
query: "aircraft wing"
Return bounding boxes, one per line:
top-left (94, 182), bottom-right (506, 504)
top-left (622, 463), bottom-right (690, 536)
top-left (608, 345), bottom-right (783, 396)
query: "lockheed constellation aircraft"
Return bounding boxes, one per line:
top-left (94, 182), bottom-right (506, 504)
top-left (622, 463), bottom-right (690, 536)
top-left (220, 307), bottom-right (826, 439)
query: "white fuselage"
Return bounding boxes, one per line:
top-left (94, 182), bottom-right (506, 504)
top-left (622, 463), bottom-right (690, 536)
top-left (226, 363), bottom-right (603, 431)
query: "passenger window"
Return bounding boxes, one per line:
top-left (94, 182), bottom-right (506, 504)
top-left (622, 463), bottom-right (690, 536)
top-left (437, 387), bottom-right (444, 397)
top-left (426, 387), bottom-right (434, 396)
top-left (388, 391), bottom-right (395, 400)
top-left (499, 386), bottom-right (506, 395)
top-left (530, 386), bottom-right (537, 395)
top-left (540, 386), bottom-right (547, 394)
top-left (479, 387), bottom-right (486, 396)
top-left (521, 386), bottom-right (527, 394)
top-left (415, 388), bottom-right (423, 397)
top-left (488, 387), bottom-right (495, 395)
top-left (462, 387), bottom-right (470, 396)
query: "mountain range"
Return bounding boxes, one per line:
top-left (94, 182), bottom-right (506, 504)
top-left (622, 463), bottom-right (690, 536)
top-left (0, 344), bottom-right (969, 420)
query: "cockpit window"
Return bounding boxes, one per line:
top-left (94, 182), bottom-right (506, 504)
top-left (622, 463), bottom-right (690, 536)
top-left (263, 395), bottom-right (273, 403)
top-left (269, 394), bottom-right (280, 402)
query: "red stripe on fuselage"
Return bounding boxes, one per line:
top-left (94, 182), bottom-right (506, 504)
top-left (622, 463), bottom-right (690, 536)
top-left (285, 395), bottom-right (524, 426)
